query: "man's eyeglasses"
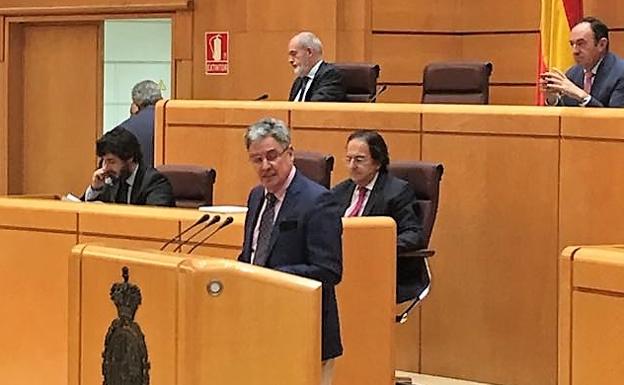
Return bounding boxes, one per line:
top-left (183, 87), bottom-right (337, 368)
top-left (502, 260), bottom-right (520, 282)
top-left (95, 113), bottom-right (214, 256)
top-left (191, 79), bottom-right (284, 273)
top-left (248, 146), bottom-right (291, 165)
top-left (345, 155), bottom-right (370, 165)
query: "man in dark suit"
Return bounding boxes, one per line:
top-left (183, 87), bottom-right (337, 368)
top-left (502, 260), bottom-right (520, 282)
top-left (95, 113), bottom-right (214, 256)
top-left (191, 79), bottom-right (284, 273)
top-left (238, 117), bottom-right (343, 385)
top-left (332, 130), bottom-right (427, 304)
top-left (120, 80), bottom-right (163, 167)
top-left (84, 127), bottom-right (174, 207)
top-left (541, 16), bottom-right (624, 107)
top-left (287, 32), bottom-right (346, 102)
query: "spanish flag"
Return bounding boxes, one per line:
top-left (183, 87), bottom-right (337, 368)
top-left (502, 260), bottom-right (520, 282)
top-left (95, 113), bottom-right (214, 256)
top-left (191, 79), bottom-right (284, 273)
top-left (538, 0), bottom-right (583, 104)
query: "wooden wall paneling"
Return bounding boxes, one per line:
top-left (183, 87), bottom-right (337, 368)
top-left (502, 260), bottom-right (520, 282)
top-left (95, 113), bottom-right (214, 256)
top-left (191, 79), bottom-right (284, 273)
top-left (558, 247), bottom-right (576, 385)
top-left (461, 32), bottom-right (540, 83)
top-left (377, 85), bottom-right (422, 104)
top-left (337, 0), bottom-right (371, 61)
top-left (174, 59), bottom-right (193, 99)
top-left (0, 0), bottom-right (191, 14)
top-left (7, 21), bottom-right (24, 194)
top-left (559, 139), bottom-right (624, 250)
top-left (21, 23), bottom-right (101, 195)
top-left (560, 108), bottom-right (624, 140)
top-left (609, 31), bottom-right (624, 59)
top-left (0, 17), bottom-right (6, 193)
top-left (584, 0), bottom-right (624, 28)
top-left (395, 308), bottom-right (421, 372)
top-left (246, 0), bottom-right (337, 32)
top-left (458, 0), bottom-right (539, 31)
top-left (489, 85), bottom-right (537, 105)
top-left (372, 34), bottom-right (461, 83)
top-left (173, 9), bottom-right (192, 60)
top-left (422, 105), bottom-right (560, 136)
top-left (0, 16), bottom-right (4, 61)
top-left (421, 133), bottom-right (559, 385)
top-left (372, 0), bottom-right (459, 31)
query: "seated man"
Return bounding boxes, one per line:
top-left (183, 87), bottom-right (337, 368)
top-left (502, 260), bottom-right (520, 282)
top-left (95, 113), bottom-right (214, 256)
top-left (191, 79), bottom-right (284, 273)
top-left (84, 127), bottom-right (174, 207)
top-left (238, 117), bottom-right (343, 385)
top-left (287, 31), bottom-right (346, 102)
top-left (332, 130), bottom-right (427, 303)
top-left (540, 16), bottom-right (624, 107)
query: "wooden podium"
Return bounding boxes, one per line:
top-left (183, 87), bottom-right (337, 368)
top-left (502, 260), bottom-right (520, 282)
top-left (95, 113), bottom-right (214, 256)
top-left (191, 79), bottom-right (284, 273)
top-left (69, 244), bottom-right (322, 385)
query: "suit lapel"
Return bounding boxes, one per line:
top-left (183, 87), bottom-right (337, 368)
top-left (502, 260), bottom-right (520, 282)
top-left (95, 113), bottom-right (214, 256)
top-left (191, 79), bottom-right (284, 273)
top-left (305, 62), bottom-right (326, 101)
top-left (339, 182), bottom-right (356, 215)
top-left (129, 165), bottom-right (146, 204)
top-left (289, 77), bottom-right (302, 101)
top-left (362, 172), bottom-right (385, 216)
top-left (591, 53), bottom-right (614, 99)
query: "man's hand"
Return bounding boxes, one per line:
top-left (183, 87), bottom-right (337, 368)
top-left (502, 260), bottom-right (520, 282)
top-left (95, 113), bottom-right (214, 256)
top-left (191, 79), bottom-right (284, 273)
top-left (91, 167), bottom-right (108, 190)
top-left (540, 68), bottom-right (588, 102)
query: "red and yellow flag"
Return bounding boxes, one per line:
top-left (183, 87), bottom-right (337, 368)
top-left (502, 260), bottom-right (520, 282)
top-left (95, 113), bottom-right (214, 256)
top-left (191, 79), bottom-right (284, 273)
top-left (537, 0), bottom-right (583, 104)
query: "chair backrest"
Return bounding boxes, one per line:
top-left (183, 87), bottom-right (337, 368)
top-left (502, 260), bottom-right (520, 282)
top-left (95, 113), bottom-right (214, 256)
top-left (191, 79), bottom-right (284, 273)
top-left (421, 61), bottom-right (493, 105)
top-left (333, 62), bottom-right (380, 102)
top-left (293, 151), bottom-right (335, 189)
top-left (388, 161), bottom-right (444, 247)
top-left (155, 164), bottom-right (216, 208)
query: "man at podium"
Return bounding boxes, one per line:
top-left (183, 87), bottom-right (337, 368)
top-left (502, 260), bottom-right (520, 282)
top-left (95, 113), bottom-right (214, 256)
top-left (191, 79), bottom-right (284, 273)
top-left (239, 117), bottom-right (343, 385)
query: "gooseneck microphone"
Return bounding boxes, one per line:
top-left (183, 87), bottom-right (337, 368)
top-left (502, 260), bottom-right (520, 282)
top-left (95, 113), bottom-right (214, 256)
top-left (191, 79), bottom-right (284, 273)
top-left (160, 214), bottom-right (211, 251)
top-left (370, 84), bottom-right (388, 103)
top-left (188, 216), bottom-right (234, 254)
top-left (254, 93), bottom-right (269, 101)
top-left (172, 215), bottom-right (221, 252)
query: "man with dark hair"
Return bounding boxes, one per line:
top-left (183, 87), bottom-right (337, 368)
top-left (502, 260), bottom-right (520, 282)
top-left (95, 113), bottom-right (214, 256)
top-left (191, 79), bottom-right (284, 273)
top-left (120, 80), bottom-right (163, 167)
top-left (238, 117), bottom-right (343, 385)
top-left (540, 16), bottom-right (624, 107)
top-left (84, 127), bottom-right (174, 206)
top-left (332, 130), bottom-right (427, 304)
top-left (287, 32), bottom-right (346, 102)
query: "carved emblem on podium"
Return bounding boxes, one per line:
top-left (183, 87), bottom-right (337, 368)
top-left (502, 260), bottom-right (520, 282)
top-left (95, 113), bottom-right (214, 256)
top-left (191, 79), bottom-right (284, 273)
top-left (102, 266), bottom-right (150, 385)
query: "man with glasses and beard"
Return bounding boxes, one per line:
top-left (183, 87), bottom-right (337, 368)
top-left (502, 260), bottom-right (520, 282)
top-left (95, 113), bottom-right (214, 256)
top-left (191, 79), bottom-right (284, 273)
top-left (83, 126), bottom-right (174, 206)
top-left (238, 117), bottom-right (343, 385)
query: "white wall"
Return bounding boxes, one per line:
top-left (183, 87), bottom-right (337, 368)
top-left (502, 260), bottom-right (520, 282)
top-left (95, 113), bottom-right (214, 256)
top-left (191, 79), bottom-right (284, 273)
top-left (103, 18), bottom-right (171, 132)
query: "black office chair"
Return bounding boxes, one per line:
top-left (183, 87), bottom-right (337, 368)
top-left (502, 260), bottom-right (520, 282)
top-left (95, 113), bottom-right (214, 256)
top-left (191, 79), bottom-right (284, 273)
top-left (388, 161), bottom-right (444, 324)
top-left (422, 61), bottom-right (493, 104)
top-left (156, 164), bottom-right (216, 208)
top-left (333, 62), bottom-right (381, 102)
top-left (293, 151), bottom-right (335, 189)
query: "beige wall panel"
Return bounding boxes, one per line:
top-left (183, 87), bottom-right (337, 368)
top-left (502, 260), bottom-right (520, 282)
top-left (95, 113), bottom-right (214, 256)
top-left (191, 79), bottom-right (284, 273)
top-left (246, 0), bottom-right (337, 32)
top-left (462, 33), bottom-right (539, 83)
top-left (0, 0), bottom-right (189, 12)
top-left (174, 59), bottom-right (193, 99)
top-left (0, 201), bottom-right (76, 230)
top-left (458, 0), bottom-right (539, 31)
top-left (558, 249), bottom-right (574, 385)
top-left (584, 0), bottom-right (624, 28)
top-left (395, 308), bottom-right (421, 372)
top-left (291, 105), bottom-right (422, 131)
top-left (560, 140), bottom-right (624, 249)
top-left (377, 85), bottom-right (422, 103)
top-left (611, 31), bottom-right (624, 55)
top-left (422, 105), bottom-right (560, 136)
top-left (372, 0), bottom-right (459, 31)
top-left (165, 125), bottom-right (258, 204)
top-left (21, 24), bottom-right (99, 195)
top-left (372, 34), bottom-right (461, 83)
top-left (0, 16), bottom-right (4, 61)
top-left (0, 229), bottom-right (75, 385)
top-left (338, 0), bottom-right (371, 31)
top-left (572, 292), bottom-right (624, 385)
top-left (173, 9), bottom-right (193, 60)
top-left (6, 23), bottom-right (24, 195)
top-left (421, 134), bottom-right (559, 385)
top-left (490, 85), bottom-right (537, 105)
top-left (336, 31), bottom-right (369, 61)
top-left (561, 108), bottom-right (624, 140)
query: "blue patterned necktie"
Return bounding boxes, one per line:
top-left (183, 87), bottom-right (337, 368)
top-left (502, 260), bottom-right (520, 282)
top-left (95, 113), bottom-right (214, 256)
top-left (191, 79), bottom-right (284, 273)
top-left (253, 193), bottom-right (277, 266)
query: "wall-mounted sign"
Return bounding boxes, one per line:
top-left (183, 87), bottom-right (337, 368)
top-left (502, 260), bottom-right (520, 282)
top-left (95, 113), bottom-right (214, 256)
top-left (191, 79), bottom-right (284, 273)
top-left (205, 32), bottom-right (229, 75)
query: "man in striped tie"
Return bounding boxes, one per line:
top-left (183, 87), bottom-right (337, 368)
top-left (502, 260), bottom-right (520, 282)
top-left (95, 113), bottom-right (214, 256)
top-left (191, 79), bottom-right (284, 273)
top-left (332, 130), bottom-right (428, 304)
top-left (238, 117), bottom-right (343, 385)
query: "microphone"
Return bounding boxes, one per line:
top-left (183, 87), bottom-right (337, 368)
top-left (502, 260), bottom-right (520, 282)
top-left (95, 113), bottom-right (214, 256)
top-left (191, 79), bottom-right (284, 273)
top-left (172, 215), bottom-right (221, 252)
top-left (188, 216), bottom-right (234, 254)
top-left (160, 214), bottom-right (210, 251)
top-left (254, 93), bottom-right (269, 101)
top-left (370, 84), bottom-right (388, 103)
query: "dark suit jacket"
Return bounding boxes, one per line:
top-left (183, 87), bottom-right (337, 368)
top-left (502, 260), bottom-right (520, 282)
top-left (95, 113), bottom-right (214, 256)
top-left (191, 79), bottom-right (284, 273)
top-left (120, 105), bottom-right (156, 167)
top-left (239, 171), bottom-right (343, 360)
top-left (332, 171), bottom-right (427, 303)
top-left (561, 51), bottom-right (624, 107)
top-left (288, 61), bottom-right (346, 102)
top-left (86, 163), bottom-right (175, 207)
